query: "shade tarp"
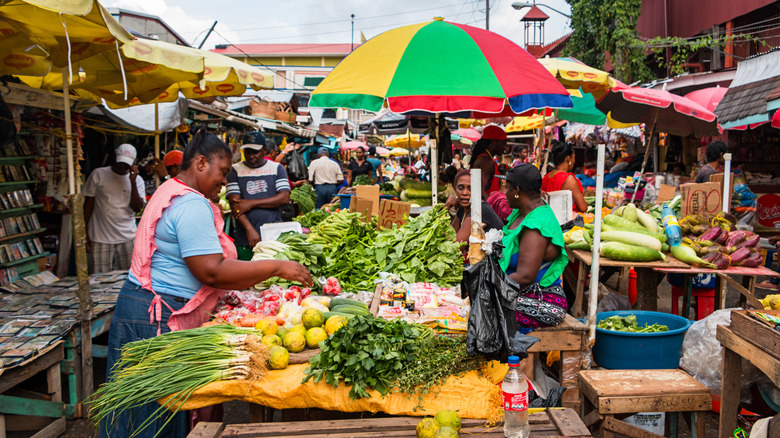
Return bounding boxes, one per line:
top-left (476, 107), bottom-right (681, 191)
top-left (161, 362), bottom-right (507, 419)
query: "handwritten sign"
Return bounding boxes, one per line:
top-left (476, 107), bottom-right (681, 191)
top-left (656, 184), bottom-right (677, 204)
top-left (378, 199), bottom-right (411, 230)
top-left (350, 197), bottom-right (376, 220)
top-left (680, 182), bottom-right (722, 216)
top-left (355, 185), bottom-right (380, 216)
top-left (708, 173), bottom-right (734, 208)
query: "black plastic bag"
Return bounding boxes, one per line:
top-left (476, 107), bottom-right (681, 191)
top-left (461, 250), bottom-right (539, 362)
top-left (287, 148), bottom-right (308, 181)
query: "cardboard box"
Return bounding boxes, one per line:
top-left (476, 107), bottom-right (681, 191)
top-left (378, 199), bottom-right (411, 230)
top-left (656, 184), bottom-right (677, 204)
top-left (543, 190), bottom-right (572, 225)
top-left (708, 173), bottom-right (734, 209)
top-left (680, 182), bottom-right (722, 216)
top-left (354, 185), bottom-right (380, 216)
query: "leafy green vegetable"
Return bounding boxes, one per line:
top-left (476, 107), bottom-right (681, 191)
top-left (303, 315), bottom-right (483, 401)
top-left (352, 174), bottom-right (372, 187)
top-left (597, 315), bottom-right (669, 333)
top-left (294, 209), bottom-right (331, 229)
top-left (290, 184), bottom-right (316, 214)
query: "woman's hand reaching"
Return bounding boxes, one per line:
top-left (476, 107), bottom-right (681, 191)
top-left (275, 261), bottom-right (313, 287)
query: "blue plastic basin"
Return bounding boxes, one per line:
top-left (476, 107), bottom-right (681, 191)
top-left (592, 311), bottom-right (692, 370)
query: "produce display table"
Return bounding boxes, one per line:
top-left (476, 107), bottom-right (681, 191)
top-left (528, 314), bottom-right (588, 412)
top-left (717, 310), bottom-right (780, 438)
top-left (0, 341), bottom-right (67, 437)
top-left (187, 408), bottom-right (592, 437)
top-left (566, 249), bottom-right (689, 316)
top-left (654, 264), bottom-right (779, 314)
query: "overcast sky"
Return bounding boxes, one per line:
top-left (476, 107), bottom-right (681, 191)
top-left (103, 0), bottom-right (572, 50)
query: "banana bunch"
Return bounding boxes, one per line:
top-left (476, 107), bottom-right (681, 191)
top-left (251, 240), bottom-right (290, 261)
top-left (306, 211), bottom-right (360, 245)
top-left (760, 294), bottom-right (780, 310)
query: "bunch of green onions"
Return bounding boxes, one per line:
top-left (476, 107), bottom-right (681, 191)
top-left (90, 324), bottom-right (268, 438)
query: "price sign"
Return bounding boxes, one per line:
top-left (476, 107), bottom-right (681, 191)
top-left (681, 182), bottom-right (722, 216)
top-left (355, 185), bottom-right (380, 216)
top-left (378, 199), bottom-right (411, 230)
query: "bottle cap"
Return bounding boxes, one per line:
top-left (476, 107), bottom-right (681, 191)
top-left (507, 355), bottom-right (520, 365)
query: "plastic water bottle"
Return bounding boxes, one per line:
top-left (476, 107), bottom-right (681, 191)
top-left (502, 355), bottom-right (530, 438)
top-left (662, 204), bottom-right (682, 247)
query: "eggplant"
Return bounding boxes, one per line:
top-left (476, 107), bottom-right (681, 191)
top-left (724, 230), bottom-right (749, 251)
top-left (729, 247), bottom-right (752, 264)
top-left (715, 229), bottom-right (729, 245)
top-left (742, 233), bottom-right (760, 248)
top-left (696, 226), bottom-right (723, 243)
top-left (738, 252), bottom-right (763, 267)
top-left (700, 245), bottom-right (724, 255)
top-left (703, 252), bottom-right (731, 269)
top-left (693, 224), bottom-right (712, 236)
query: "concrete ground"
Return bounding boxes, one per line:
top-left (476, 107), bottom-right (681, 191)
top-left (7, 275), bottom-right (775, 438)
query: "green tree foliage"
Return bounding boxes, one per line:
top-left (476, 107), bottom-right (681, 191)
top-left (563, 0), bottom-right (654, 83)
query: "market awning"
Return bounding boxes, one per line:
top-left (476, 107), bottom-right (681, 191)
top-left (100, 95), bottom-right (189, 132)
top-left (716, 50), bottom-right (780, 128)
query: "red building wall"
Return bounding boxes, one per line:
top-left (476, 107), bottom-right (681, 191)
top-left (637, 0), bottom-right (776, 39)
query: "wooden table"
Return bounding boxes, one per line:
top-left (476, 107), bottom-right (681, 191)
top-left (529, 314), bottom-right (588, 412)
top-left (566, 249), bottom-right (689, 316)
top-left (654, 264), bottom-right (779, 315)
top-left (717, 310), bottom-right (780, 438)
top-left (0, 341), bottom-right (67, 437)
top-left (188, 408), bottom-right (592, 437)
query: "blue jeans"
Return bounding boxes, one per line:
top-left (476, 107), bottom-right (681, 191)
top-left (314, 183), bottom-right (338, 209)
top-left (100, 280), bottom-right (189, 438)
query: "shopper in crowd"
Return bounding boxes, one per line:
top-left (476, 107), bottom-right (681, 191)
top-left (101, 130), bottom-right (311, 438)
top-left (136, 155), bottom-right (161, 198)
top-left (487, 163), bottom-right (512, 222)
top-left (471, 125), bottom-right (507, 199)
top-left (451, 152), bottom-right (464, 170)
top-left (414, 153), bottom-right (428, 181)
top-left (226, 132), bottom-right (291, 260)
top-left (308, 147), bottom-right (344, 209)
top-left (447, 169), bottom-right (504, 250)
top-left (366, 146), bottom-right (383, 183)
top-left (163, 150), bottom-right (184, 179)
top-left (696, 140), bottom-right (728, 183)
top-left (542, 141), bottom-right (588, 213)
top-left (512, 145), bottom-right (529, 167)
top-left (346, 146), bottom-right (373, 185)
top-left (398, 156), bottom-right (416, 176)
top-left (84, 144), bottom-right (145, 273)
top-left (500, 164), bottom-right (568, 328)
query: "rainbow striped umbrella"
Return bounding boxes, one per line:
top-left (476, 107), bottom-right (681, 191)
top-left (310, 18), bottom-right (572, 115)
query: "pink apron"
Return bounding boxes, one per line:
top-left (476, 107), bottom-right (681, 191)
top-left (130, 178), bottom-right (238, 334)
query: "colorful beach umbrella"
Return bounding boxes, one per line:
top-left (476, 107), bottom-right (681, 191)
top-left (684, 87), bottom-right (727, 114)
top-left (310, 18), bottom-right (572, 114)
top-left (538, 57), bottom-right (618, 100)
top-left (340, 141), bottom-right (368, 151)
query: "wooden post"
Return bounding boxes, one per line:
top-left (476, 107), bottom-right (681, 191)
top-left (718, 346), bottom-right (741, 438)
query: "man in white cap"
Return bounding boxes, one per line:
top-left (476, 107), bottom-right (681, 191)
top-left (227, 132), bottom-right (291, 261)
top-left (83, 143), bottom-right (146, 273)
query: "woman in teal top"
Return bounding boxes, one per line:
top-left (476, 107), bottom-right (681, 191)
top-left (499, 164), bottom-right (568, 328)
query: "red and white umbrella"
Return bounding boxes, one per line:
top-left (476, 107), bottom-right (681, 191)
top-left (684, 87), bottom-right (727, 113)
top-left (340, 141), bottom-right (369, 151)
top-left (598, 86), bottom-right (719, 137)
top-left (452, 128), bottom-right (481, 142)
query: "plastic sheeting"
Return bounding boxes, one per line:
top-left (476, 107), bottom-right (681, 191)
top-left (101, 95), bottom-right (188, 133)
top-left (163, 362), bottom-right (509, 419)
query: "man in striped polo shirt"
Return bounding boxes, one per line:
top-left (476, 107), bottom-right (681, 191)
top-left (227, 132), bottom-right (291, 260)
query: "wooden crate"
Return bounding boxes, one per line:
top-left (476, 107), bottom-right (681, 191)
top-left (730, 309), bottom-right (780, 360)
top-left (188, 409), bottom-right (591, 437)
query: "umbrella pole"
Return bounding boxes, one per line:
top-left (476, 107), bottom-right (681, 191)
top-left (537, 116), bottom-right (547, 169)
top-left (63, 69), bottom-right (94, 408)
top-left (722, 153), bottom-right (732, 213)
top-left (630, 110), bottom-right (659, 204)
top-left (154, 102), bottom-right (160, 186)
top-left (587, 143), bottom-right (606, 347)
top-left (540, 110), bottom-right (558, 178)
top-left (431, 116), bottom-right (439, 204)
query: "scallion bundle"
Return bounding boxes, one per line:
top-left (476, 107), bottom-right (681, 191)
top-left (90, 324), bottom-right (268, 437)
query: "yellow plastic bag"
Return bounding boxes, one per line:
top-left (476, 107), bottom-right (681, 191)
top-left (163, 361), bottom-right (509, 419)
